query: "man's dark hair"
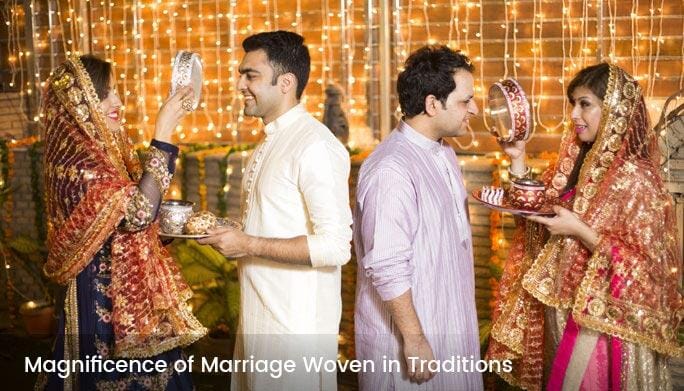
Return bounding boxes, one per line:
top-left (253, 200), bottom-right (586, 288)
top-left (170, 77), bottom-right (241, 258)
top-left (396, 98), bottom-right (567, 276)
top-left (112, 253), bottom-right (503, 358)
top-left (397, 45), bottom-right (474, 118)
top-left (242, 30), bottom-right (311, 100)
top-left (79, 54), bottom-right (112, 101)
top-left (567, 62), bottom-right (610, 104)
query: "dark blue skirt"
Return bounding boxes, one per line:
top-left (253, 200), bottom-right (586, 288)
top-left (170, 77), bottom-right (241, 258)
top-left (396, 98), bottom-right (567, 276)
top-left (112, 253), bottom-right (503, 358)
top-left (41, 240), bottom-right (194, 390)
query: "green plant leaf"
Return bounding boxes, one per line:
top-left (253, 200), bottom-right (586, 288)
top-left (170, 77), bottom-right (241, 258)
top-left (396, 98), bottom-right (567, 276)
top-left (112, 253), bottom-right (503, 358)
top-left (172, 242), bottom-right (201, 267)
top-left (8, 236), bottom-right (42, 254)
top-left (176, 241), bottom-right (225, 274)
top-left (479, 319), bottom-right (492, 345)
top-left (195, 300), bottom-right (226, 328)
top-left (188, 241), bottom-right (230, 270)
top-left (221, 259), bottom-right (237, 274)
top-left (181, 263), bottom-right (220, 285)
top-left (225, 280), bottom-right (240, 323)
top-left (489, 263), bottom-right (503, 280)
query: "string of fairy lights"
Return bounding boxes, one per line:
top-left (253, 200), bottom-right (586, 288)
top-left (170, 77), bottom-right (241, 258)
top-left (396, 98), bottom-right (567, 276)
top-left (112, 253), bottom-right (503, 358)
top-left (2, 1), bottom-right (22, 102)
top-left (393, 0), bottom-right (683, 146)
top-left (1, 0), bottom-right (683, 146)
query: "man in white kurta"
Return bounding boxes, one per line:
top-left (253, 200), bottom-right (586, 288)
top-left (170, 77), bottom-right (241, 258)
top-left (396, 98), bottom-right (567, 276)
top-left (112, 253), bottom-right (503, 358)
top-left (236, 103), bottom-right (351, 390)
top-left (198, 31), bottom-right (352, 391)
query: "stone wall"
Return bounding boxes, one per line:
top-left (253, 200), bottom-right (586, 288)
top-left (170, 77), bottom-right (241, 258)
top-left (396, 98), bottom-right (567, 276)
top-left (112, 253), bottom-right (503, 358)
top-left (2, 147), bottom-right (43, 239)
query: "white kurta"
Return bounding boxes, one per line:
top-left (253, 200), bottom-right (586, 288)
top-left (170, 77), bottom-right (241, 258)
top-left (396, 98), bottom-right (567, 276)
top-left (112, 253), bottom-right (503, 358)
top-left (231, 104), bottom-right (353, 391)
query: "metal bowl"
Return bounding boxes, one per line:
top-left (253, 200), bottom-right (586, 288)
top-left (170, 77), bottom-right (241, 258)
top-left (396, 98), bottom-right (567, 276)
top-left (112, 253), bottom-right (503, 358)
top-left (159, 200), bottom-right (194, 234)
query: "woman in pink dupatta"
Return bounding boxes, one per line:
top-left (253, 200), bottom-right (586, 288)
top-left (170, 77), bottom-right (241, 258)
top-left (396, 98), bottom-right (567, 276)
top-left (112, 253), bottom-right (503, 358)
top-left (486, 63), bottom-right (682, 390)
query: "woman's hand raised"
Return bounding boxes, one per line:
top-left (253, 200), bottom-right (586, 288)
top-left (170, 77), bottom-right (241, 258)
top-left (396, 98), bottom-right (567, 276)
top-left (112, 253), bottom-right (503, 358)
top-left (498, 138), bottom-right (527, 175)
top-left (154, 86), bottom-right (194, 143)
top-left (497, 139), bottom-right (527, 161)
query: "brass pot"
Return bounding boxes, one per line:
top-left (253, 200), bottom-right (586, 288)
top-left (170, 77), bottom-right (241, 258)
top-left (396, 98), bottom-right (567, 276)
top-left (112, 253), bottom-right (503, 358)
top-left (19, 301), bottom-right (56, 338)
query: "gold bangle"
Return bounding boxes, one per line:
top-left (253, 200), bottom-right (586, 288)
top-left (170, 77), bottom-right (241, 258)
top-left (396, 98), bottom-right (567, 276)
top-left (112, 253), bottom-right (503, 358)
top-left (507, 166), bottom-right (531, 179)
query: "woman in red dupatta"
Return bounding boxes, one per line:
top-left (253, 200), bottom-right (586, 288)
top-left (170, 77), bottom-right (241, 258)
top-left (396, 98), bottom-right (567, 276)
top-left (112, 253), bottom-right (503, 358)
top-left (487, 63), bottom-right (682, 390)
top-left (38, 55), bottom-right (206, 390)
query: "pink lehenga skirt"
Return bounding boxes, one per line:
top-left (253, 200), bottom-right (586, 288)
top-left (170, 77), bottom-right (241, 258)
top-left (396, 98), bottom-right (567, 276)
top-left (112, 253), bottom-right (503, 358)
top-left (544, 307), bottom-right (672, 391)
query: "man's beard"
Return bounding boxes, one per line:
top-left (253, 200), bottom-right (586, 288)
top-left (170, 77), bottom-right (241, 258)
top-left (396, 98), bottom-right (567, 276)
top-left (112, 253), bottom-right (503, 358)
top-left (243, 104), bottom-right (259, 118)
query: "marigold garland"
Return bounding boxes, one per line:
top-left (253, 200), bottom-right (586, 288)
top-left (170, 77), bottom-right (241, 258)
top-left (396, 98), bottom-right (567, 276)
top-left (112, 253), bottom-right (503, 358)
top-left (197, 154), bottom-right (207, 210)
top-left (179, 151), bottom-right (188, 201)
top-left (186, 145), bottom-right (250, 212)
top-left (177, 143), bottom-right (225, 202)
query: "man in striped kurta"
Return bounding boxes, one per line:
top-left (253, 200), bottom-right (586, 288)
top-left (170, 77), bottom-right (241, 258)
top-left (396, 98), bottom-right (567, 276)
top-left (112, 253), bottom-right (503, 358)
top-left (353, 46), bottom-right (484, 390)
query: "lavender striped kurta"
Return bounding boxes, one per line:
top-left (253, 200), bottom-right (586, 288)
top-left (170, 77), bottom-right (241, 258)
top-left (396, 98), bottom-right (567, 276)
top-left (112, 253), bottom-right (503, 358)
top-left (353, 122), bottom-right (483, 390)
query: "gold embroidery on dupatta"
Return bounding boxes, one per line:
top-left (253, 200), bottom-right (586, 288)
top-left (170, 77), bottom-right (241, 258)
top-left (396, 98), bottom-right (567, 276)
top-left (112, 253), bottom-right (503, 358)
top-left (572, 241), bottom-right (683, 357)
top-left (522, 65), bottom-right (639, 308)
top-left (535, 94), bottom-right (681, 352)
top-left (50, 56), bottom-right (132, 180)
top-left (43, 188), bottom-right (128, 282)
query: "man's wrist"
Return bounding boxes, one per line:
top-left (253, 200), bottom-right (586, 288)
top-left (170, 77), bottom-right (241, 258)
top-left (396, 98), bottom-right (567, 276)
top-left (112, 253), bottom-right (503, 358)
top-left (242, 234), bottom-right (257, 257)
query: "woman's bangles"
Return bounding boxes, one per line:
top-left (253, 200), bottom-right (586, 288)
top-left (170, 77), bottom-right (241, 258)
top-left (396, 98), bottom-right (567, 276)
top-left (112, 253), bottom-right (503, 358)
top-left (507, 165), bottom-right (531, 180)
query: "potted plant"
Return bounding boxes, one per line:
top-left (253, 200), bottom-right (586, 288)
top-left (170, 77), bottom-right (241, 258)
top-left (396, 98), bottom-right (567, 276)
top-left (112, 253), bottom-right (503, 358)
top-left (170, 240), bottom-right (240, 329)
